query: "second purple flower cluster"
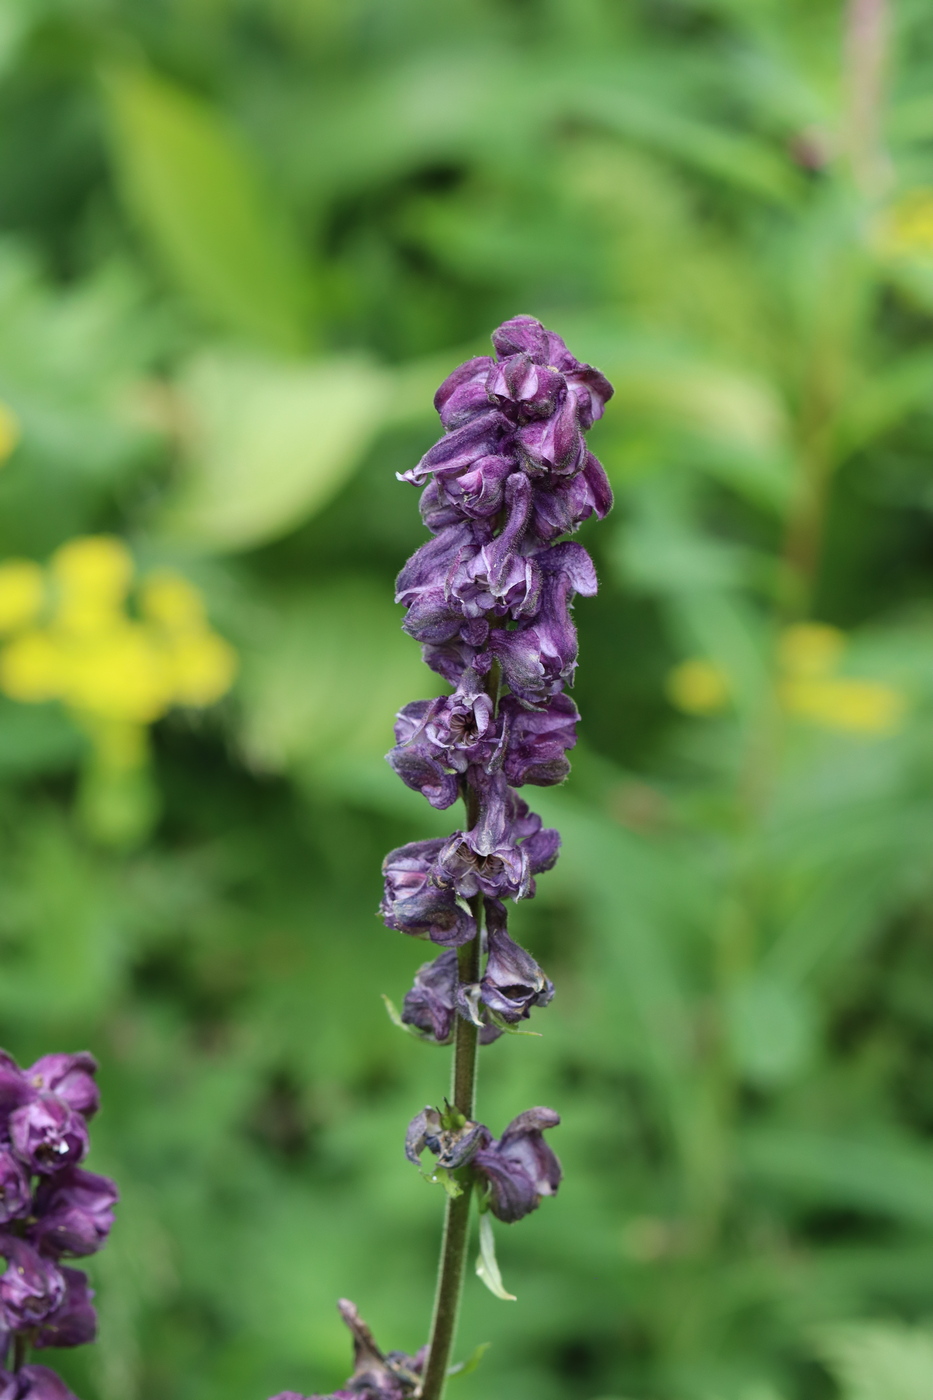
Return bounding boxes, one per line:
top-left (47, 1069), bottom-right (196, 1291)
top-left (381, 315), bottom-right (613, 1046)
top-left (0, 1052), bottom-right (118, 1400)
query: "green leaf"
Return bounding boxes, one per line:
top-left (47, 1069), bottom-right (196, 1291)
top-left (160, 351), bottom-right (391, 550)
top-left (448, 1341), bottom-right (491, 1378)
top-left (475, 1211), bottom-right (516, 1302)
top-left (740, 1128), bottom-right (933, 1227)
top-left (103, 69), bottom-right (311, 354)
top-left (814, 1322), bottom-right (933, 1400)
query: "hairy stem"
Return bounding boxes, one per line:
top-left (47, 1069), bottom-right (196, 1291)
top-left (420, 738), bottom-right (490, 1400)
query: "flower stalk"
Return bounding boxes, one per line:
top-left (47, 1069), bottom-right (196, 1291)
top-left (267, 315), bottom-right (613, 1400)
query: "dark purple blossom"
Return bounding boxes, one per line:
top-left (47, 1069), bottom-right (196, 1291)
top-left (21, 1056), bottom-right (99, 1120)
top-left (29, 1168), bottom-right (118, 1258)
top-left (32, 1269), bottom-right (96, 1349)
top-left (475, 899), bottom-right (553, 1025)
top-left (405, 1108), bottom-right (490, 1171)
top-left (0, 1366), bottom-right (80, 1400)
top-left (498, 692), bottom-right (578, 788)
top-left (400, 951), bottom-right (502, 1046)
top-left (8, 1096), bottom-right (88, 1176)
top-left (380, 841), bottom-right (476, 946)
top-left (0, 1151), bottom-right (30, 1225)
top-left (472, 1107), bottom-right (562, 1223)
top-left (0, 1238), bottom-right (65, 1328)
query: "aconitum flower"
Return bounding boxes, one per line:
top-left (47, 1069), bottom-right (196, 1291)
top-left (0, 1238), bottom-right (65, 1328)
top-left (0, 1151), bottom-right (30, 1225)
top-left (380, 840), bottom-right (476, 946)
top-left (0, 1365), bottom-right (80, 1400)
top-left (32, 1269), bottom-right (96, 1349)
top-left (30, 1168), bottom-right (118, 1257)
top-left (8, 1097), bottom-right (89, 1176)
top-left (472, 1107), bottom-right (562, 1223)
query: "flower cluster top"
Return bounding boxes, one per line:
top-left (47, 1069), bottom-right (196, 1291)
top-left (381, 314), bottom-right (612, 1037)
top-left (0, 1051), bottom-right (118, 1400)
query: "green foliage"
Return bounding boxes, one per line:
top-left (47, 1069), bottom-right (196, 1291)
top-left (0, 2), bottom-right (930, 1400)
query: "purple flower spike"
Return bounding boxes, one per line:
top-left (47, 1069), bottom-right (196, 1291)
top-left (22, 1054), bottom-right (99, 1119)
top-left (0, 1237), bottom-right (65, 1328)
top-left (30, 1167), bottom-right (119, 1258)
top-left (9, 1094), bottom-right (89, 1175)
top-left (0, 1150), bottom-right (31, 1225)
top-left (0, 1366), bottom-right (80, 1400)
top-left (472, 1107), bottom-right (562, 1223)
top-left (380, 841), bottom-right (476, 946)
top-left (32, 1268), bottom-right (96, 1349)
top-left (477, 899), bottom-right (554, 1024)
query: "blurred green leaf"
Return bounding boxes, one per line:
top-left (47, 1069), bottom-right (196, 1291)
top-left (160, 351), bottom-right (392, 550)
top-left (104, 69), bottom-right (312, 354)
top-left (814, 1322), bottom-right (933, 1400)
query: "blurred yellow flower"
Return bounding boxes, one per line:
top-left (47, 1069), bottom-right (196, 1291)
top-left (0, 560), bottom-right (45, 633)
top-left (167, 631), bottom-right (238, 706)
top-left (778, 622), bottom-right (904, 735)
top-left (778, 623), bottom-right (845, 679)
top-left (878, 188), bottom-right (933, 258)
top-left (0, 630), bottom-right (63, 702)
top-left (0, 403), bottom-right (20, 464)
top-left (139, 569), bottom-right (206, 629)
top-left (667, 658), bottom-right (730, 714)
top-left (0, 537), bottom-right (237, 757)
top-left (780, 677), bottom-right (904, 734)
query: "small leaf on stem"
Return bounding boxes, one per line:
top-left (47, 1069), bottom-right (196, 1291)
top-left (475, 1211), bottom-right (516, 1301)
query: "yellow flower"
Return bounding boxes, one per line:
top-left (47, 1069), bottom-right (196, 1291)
top-left (666, 658), bottom-right (730, 715)
top-left (165, 630), bottom-right (238, 706)
top-left (780, 677), bottom-right (904, 734)
top-left (0, 560), bottom-right (45, 633)
top-left (879, 188), bottom-right (933, 258)
top-left (0, 403), bottom-right (21, 464)
top-left (778, 621), bottom-right (905, 735)
top-left (0, 630), bottom-right (64, 702)
top-left (52, 535), bottom-right (134, 633)
top-left (139, 570), bottom-right (206, 629)
top-left (63, 622), bottom-right (173, 723)
top-left (778, 623), bottom-right (845, 679)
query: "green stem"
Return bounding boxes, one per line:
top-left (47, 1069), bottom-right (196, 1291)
top-left (12, 1332), bottom-right (28, 1372)
top-left (420, 714), bottom-right (492, 1400)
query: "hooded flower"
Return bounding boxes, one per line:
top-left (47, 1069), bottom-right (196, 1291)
top-left (474, 899), bottom-right (553, 1025)
top-left (0, 1366), bottom-right (80, 1400)
top-left (380, 840), bottom-right (476, 946)
top-left (30, 1167), bottom-right (118, 1258)
top-left (498, 692), bottom-right (578, 788)
top-left (0, 1150), bottom-right (30, 1225)
top-left (8, 1095), bottom-right (89, 1176)
top-left (472, 1107), bottom-right (562, 1223)
top-left (32, 1268), bottom-right (96, 1349)
top-left (0, 1237), bottom-right (65, 1328)
top-left (21, 1055), bottom-right (99, 1120)
top-left (401, 950), bottom-right (502, 1047)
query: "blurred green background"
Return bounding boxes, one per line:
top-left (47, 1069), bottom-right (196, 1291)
top-left (0, 2), bottom-right (931, 1398)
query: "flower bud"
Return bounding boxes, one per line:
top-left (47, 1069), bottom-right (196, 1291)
top-left (32, 1268), bottom-right (96, 1349)
top-left (30, 1167), bottom-right (118, 1258)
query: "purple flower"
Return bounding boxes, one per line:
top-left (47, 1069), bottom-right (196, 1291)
top-left (490, 542), bottom-right (597, 703)
top-left (472, 1107), bottom-right (562, 1223)
top-left (9, 1095), bottom-right (88, 1175)
top-left (380, 841), bottom-right (476, 947)
top-left (434, 776), bottom-right (560, 902)
top-left (386, 671), bottom-right (500, 809)
top-left (0, 1366), bottom-right (80, 1400)
top-left (433, 356), bottom-right (497, 430)
top-left (491, 315), bottom-right (614, 431)
top-left (32, 1268), bottom-right (96, 1349)
top-left (0, 1237), bottom-right (65, 1328)
top-left (475, 899), bottom-right (553, 1025)
top-left (21, 1055), bottom-right (99, 1120)
top-left (405, 1108), bottom-right (491, 1171)
top-left (0, 1150), bottom-right (30, 1225)
top-left (30, 1167), bottom-right (118, 1258)
top-left (400, 951), bottom-right (502, 1046)
top-left (499, 692), bottom-right (578, 788)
